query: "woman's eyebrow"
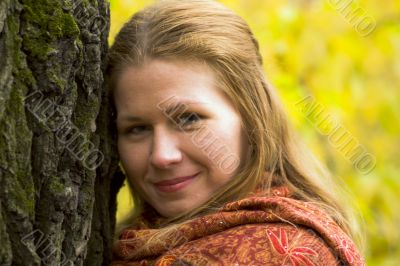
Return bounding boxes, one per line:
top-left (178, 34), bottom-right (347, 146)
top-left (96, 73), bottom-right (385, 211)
top-left (161, 100), bottom-right (207, 116)
top-left (117, 100), bottom-right (208, 123)
top-left (116, 115), bottom-right (143, 123)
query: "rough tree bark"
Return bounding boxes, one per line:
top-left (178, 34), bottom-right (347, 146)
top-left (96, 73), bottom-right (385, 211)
top-left (0, 0), bottom-right (123, 265)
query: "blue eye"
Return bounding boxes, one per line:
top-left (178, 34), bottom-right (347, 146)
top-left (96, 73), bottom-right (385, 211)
top-left (176, 112), bottom-right (201, 127)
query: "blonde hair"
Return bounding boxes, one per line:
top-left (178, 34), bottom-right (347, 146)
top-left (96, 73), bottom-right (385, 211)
top-left (108, 0), bottom-right (362, 255)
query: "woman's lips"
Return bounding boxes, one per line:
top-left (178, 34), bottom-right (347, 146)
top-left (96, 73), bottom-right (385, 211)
top-left (153, 173), bottom-right (199, 193)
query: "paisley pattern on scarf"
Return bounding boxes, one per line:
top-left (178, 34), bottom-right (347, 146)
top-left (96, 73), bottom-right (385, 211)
top-left (112, 186), bottom-right (364, 266)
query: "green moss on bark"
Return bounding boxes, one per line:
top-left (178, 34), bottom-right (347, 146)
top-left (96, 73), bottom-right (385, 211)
top-left (22, 0), bottom-right (79, 37)
top-left (6, 83), bottom-right (35, 217)
top-left (22, 37), bottom-right (55, 61)
top-left (48, 177), bottom-right (65, 195)
top-left (22, 0), bottom-right (79, 61)
top-left (49, 9), bottom-right (80, 38)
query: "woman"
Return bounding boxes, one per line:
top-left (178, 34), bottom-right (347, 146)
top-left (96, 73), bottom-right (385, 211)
top-left (108, 0), bottom-right (364, 265)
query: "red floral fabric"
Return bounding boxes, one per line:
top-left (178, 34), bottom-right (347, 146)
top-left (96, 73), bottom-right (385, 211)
top-left (112, 186), bottom-right (364, 265)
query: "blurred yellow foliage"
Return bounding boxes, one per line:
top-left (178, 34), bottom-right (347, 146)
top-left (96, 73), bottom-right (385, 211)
top-left (109, 1), bottom-right (400, 264)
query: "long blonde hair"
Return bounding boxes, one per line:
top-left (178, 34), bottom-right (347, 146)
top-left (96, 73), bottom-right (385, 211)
top-left (108, 0), bottom-right (362, 251)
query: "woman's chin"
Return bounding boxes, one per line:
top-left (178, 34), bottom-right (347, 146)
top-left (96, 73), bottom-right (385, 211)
top-left (155, 205), bottom-right (189, 219)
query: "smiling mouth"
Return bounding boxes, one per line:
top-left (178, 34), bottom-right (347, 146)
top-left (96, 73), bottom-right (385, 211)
top-left (153, 173), bottom-right (199, 193)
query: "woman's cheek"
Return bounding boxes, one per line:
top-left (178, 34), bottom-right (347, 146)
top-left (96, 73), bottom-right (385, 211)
top-left (118, 141), bottom-right (146, 177)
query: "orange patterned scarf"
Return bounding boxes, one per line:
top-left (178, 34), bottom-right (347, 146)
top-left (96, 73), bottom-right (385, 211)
top-left (112, 186), bottom-right (364, 266)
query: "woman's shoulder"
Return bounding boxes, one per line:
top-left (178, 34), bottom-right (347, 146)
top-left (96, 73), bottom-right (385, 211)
top-left (159, 222), bottom-right (341, 266)
top-left (153, 192), bottom-right (362, 266)
top-left (113, 193), bottom-right (364, 265)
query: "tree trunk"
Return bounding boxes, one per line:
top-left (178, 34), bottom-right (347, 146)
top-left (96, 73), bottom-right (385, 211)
top-left (0, 0), bottom-right (123, 265)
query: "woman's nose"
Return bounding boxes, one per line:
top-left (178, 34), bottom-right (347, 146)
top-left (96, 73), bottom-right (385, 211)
top-left (149, 129), bottom-right (183, 168)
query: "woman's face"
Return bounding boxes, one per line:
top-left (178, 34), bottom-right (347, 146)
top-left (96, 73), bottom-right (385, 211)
top-left (114, 59), bottom-right (250, 218)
